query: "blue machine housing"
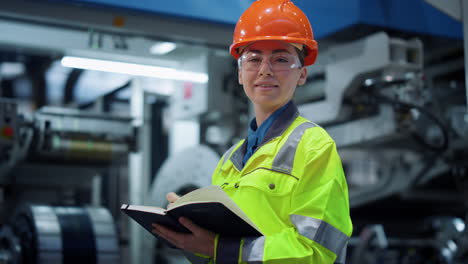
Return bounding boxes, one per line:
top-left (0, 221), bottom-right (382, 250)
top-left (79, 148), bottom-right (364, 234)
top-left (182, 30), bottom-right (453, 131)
top-left (48, 0), bottom-right (462, 40)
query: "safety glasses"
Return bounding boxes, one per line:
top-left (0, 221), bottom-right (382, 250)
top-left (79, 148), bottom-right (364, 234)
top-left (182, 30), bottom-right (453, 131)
top-left (238, 52), bottom-right (302, 71)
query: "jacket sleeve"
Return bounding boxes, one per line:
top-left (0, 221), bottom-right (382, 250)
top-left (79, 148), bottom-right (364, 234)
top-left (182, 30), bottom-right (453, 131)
top-left (216, 140), bottom-right (352, 264)
top-left (184, 252), bottom-right (213, 264)
top-left (183, 233), bottom-right (221, 264)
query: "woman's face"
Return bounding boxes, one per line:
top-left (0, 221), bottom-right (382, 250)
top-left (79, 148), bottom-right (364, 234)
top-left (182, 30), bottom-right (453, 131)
top-left (238, 40), bottom-right (307, 113)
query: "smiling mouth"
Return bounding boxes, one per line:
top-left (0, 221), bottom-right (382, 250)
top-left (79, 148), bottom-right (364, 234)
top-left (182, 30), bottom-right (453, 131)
top-left (255, 84), bottom-right (278, 89)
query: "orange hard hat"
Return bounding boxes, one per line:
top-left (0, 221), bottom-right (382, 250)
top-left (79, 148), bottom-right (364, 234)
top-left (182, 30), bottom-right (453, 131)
top-left (230, 0), bottom-right (318, 66)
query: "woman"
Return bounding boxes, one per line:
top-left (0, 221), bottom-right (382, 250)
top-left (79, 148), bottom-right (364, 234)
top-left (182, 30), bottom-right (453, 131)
top-left (152, 1), bottom-right (352, 263)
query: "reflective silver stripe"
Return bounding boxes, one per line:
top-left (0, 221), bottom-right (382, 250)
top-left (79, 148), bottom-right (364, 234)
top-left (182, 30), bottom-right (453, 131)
top-left (272, 122), bottom-right (316, 174)
top-left (335, 242), bottom-right (347, 264)
top-left (242, 236), bottom-right (265, 263)
top-left (290, 215), bottom-right (349, 259)
top-left (230, 143), bottom-right (244, 171)
top-left (183, 252), bottom-right (211, 264)
top-left (222, 144), bottom-right (237, 166)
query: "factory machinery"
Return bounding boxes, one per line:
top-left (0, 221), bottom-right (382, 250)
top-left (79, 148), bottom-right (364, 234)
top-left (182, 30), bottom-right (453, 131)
top-left (296, 32), bottom-right (468, 263)
top-left (138, 32), bottom-right (468, 264)
top-left (0, 30), bottom-right (466, 264)
top-left (0, 0), bottom-right (465, 262)
top-left (0, 99), bottom-right (137, 263)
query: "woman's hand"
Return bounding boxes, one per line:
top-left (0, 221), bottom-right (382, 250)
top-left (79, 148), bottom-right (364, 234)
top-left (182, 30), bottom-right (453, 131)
top-left (166, 192), bottom-right (180, 209)
top-left (152, 217), bottom-right (216, 257)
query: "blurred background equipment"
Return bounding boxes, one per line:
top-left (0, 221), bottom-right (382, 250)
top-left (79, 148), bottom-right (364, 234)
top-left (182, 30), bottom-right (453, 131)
top-left (296, 28), bottom-right (466, 263)
top-left (0, 97), bottom-right (137, 264)
top-left (146, 144), bottom-right (219, 264)
top-left (31, 106), bottom-right (135, 163)
top-left (0, 205), bottom-right (119, 264)
top-left (0, 0), bottom-right (466, 263)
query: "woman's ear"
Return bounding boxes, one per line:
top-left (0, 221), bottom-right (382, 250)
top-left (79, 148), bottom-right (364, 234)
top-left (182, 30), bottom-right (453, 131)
top-left (297, 67), bottom-right (307, 86)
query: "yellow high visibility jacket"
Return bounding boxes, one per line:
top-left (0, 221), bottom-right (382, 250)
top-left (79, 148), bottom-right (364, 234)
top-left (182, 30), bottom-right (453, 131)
top-left (186, 102), bottom-right (352, 264)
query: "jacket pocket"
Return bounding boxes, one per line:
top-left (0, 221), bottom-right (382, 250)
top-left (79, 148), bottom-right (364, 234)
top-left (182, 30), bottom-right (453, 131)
top-left (239, 168), bottom-right (298, 196)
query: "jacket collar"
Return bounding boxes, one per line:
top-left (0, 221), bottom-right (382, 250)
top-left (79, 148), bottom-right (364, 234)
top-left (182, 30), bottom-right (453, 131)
top-left (230, 101), bottom-right (299, 171)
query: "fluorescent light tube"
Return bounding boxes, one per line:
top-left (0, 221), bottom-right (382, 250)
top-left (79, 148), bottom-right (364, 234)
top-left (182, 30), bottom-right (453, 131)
top-left (61, 56), bottom-right (208, 83)
top-left (150, 42), bottom-right (177, 55)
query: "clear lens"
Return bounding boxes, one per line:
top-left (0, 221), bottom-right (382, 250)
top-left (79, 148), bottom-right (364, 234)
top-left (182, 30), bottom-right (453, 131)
top-left (238, 53), bottom-right (301, 71)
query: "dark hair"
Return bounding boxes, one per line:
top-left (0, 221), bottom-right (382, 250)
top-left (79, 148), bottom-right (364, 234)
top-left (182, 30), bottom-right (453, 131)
top-left (294, 47), bottom-right (307, 67)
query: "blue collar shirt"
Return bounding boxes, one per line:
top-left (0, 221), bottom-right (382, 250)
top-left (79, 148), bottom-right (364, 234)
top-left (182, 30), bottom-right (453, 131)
top-left (242, 101), bottom-right (292, 166)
